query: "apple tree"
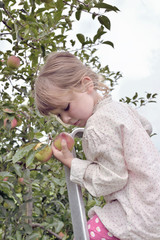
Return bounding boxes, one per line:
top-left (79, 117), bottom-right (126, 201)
top-left (0, 0), bottom-right (157, 239)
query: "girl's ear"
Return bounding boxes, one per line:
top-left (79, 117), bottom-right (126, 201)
top-left (81, 76), bottom-right (94, 93)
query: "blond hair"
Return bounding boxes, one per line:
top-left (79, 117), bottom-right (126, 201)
top-left (35, 51), bottom-right (109, 116)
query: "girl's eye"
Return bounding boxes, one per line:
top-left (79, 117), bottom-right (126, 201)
top-left (64, 104), bottom-right (70, 111)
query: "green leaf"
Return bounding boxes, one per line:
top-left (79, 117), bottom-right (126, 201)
top-left (12, 143), bottom-right (37, 163)
top-left (102, 41), bottom-right (114, 48)
top-left (26, 151), bottom-right (35, 167)
top-left (152, 93), bottom-right (158, 98)
top-left (94, 3), bottom-right (119, 12)
top-left (133, 92), bottom-right (138, 100)
top-left (0, 10), bottom-right (2, 21)
top-left (98, 15), bottom-right (111, 30)
top-left (4, 199), bottom-right (15, 208)
top-left (0, 171), bottom-right (13, 178)
top-left (75, 9), bottom-right (81, 21)
top-left (34, 132), bottom-right (44, 139)
top-left (0, 1), bottom-right (4, 8)
top-left (76, 33), bottom-right (85, 44)
top-left (146, 93), bottom-right (151, 99)
top-left (19, 12), bottom-right (26, 21)
top-left (0, 118), bottom-right (3, 128)
top-left (27, 233), bottom-right (41, 240)
top-left (56, 0), bottom-right (64, 10)
top-left (16, 231), bottom-right (22, 240)
top-left (13, 164), bottom-right (22, 177)
top-left (52, 218), bottom-right (64, 233)
top-left (54, 11), bottom-right (62, 23)
top-left (36, 8), bottom-right (46, 14)
top-left (93, 26), bottom-right (106, 42)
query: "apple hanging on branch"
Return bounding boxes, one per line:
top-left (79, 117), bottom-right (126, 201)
top-left (3, 108), bottom-right (21, 129)
top-left (53, 132), bottom-right (74, 151)
top-left (7, 55), bottom-right (20, 69)
top-left (18, 177), bottom-right (25, 185)
top-left (34, 143), bottom-right (53, 163)
top-left (4, 117), bottom-right (18, 129)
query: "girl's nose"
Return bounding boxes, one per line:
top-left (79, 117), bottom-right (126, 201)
top-left (61, 112), bottom-right (71, 124)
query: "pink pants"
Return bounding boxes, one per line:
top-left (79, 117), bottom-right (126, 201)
top-left (87, 215), bottom-right (119, 240)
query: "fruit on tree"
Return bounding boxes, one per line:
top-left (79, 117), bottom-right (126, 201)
top-left (3, 108), bottom-right (21, 129)
top-left (3, 177), bottom-right (8, 181)
top-left (58, 232), bottom-right (65, 238)
top-left (34, 143), bottom-right (53, 163)
top-left (3, 202), bottom-right (9, 208)
top-left (15, 185), bottom-right (22, 193)
top-left (18, 178), bottom-right (24, 185)
top-left (4, 117), bottom-right (18, 129)
top-left (53, 132), bottom-right (74, 151)
top-left (7, 55), bottom-right (20, 69)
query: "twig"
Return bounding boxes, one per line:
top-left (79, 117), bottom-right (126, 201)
top-left (2, 20), bottom-right (12, 30)
top-left (0, 32), bottom-right (11, 36)
top-left (31, 223), bottom-right (63, 239)
top-left (63, 0), bottom-right (99, 17)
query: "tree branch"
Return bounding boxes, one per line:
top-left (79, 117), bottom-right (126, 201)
top-left (31, 223), bottom-right (63, 239)
top-left (0, 32), bottom-right (12, 36)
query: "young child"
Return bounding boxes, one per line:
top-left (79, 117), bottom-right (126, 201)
top-left (35, 52), bottom-right (160, 240)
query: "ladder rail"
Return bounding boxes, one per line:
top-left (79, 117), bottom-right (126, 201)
top-left (64, 128), bottom-right (90, 240)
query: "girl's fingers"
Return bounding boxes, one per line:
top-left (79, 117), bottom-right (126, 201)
top-left (61, 139), bottom-right (68, 152)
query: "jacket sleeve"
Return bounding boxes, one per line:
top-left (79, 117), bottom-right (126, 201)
top-left (70, 121), bottom-right (128, 197)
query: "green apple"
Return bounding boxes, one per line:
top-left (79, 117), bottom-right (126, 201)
top-left (15, 185), bottom-right (22, 193)
top-left (53, 132), bottom-right (74, 151)
top-left (35, 143), bottom-right (53, 163)
top-left (7, 55), bottom-right (20, 69)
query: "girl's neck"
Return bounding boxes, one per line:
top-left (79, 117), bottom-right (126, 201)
top-left (94, 92), bottom-right (103, 106)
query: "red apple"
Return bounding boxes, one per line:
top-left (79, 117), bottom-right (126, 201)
top-left (18, 177), bottom-right (25, 185)
top-left (4, 117), bottom-right (18, 129)
top-left (53, 132), bottom-right (74, 151)
top-left (34, 143), bottom-right (53, 163)
top-left (58, 232), bottom-right (65, 238)
top-left (3, 108), bottom-right (21, 129)
top-left (3, 177), bottom-right (8, 181)
top-left (7, 55), bottom-right (20, 69)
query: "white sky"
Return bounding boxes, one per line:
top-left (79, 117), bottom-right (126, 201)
top-left (102, 0), bottom-right (160, 150)
top-left (1, 0), bottom-right (160, 150)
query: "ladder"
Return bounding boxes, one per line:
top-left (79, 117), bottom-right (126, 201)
top-left (64, 128), bottom-right (90, 240)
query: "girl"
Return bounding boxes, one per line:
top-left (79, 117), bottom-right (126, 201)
top-left (35, 52), bottom-right (160, 240)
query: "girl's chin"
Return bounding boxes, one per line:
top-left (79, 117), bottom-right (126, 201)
top-left (73, 120), bottom-right (84, 127)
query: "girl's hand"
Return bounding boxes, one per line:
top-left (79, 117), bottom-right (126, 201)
top-left (51, 139), bottom-right (74, 168)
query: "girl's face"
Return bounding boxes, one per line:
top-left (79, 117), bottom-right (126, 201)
top-left (51, 77), bottom-right (100, 127)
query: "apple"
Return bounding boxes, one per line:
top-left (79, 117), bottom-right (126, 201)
top-left (18, 177), bottom-right (25, 185)
top-left (4, 117), bottom-right (18, 129)
top-left (53, 132), bottom-right (74, 151)
top-left (3, 108), bottom-right (21, 129)
top-left (15, 185), bottom-right (22, 193)
top-left (3, 177), bottom-right (8, 181)
top-left (34, 143), bottom-right (53, 163)
top-left (7, 55), bottom-right (20, 69)
top-left (3, 202), bottom-right (9, 208)
top-left (58, 232), bottom-right (65, 238)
